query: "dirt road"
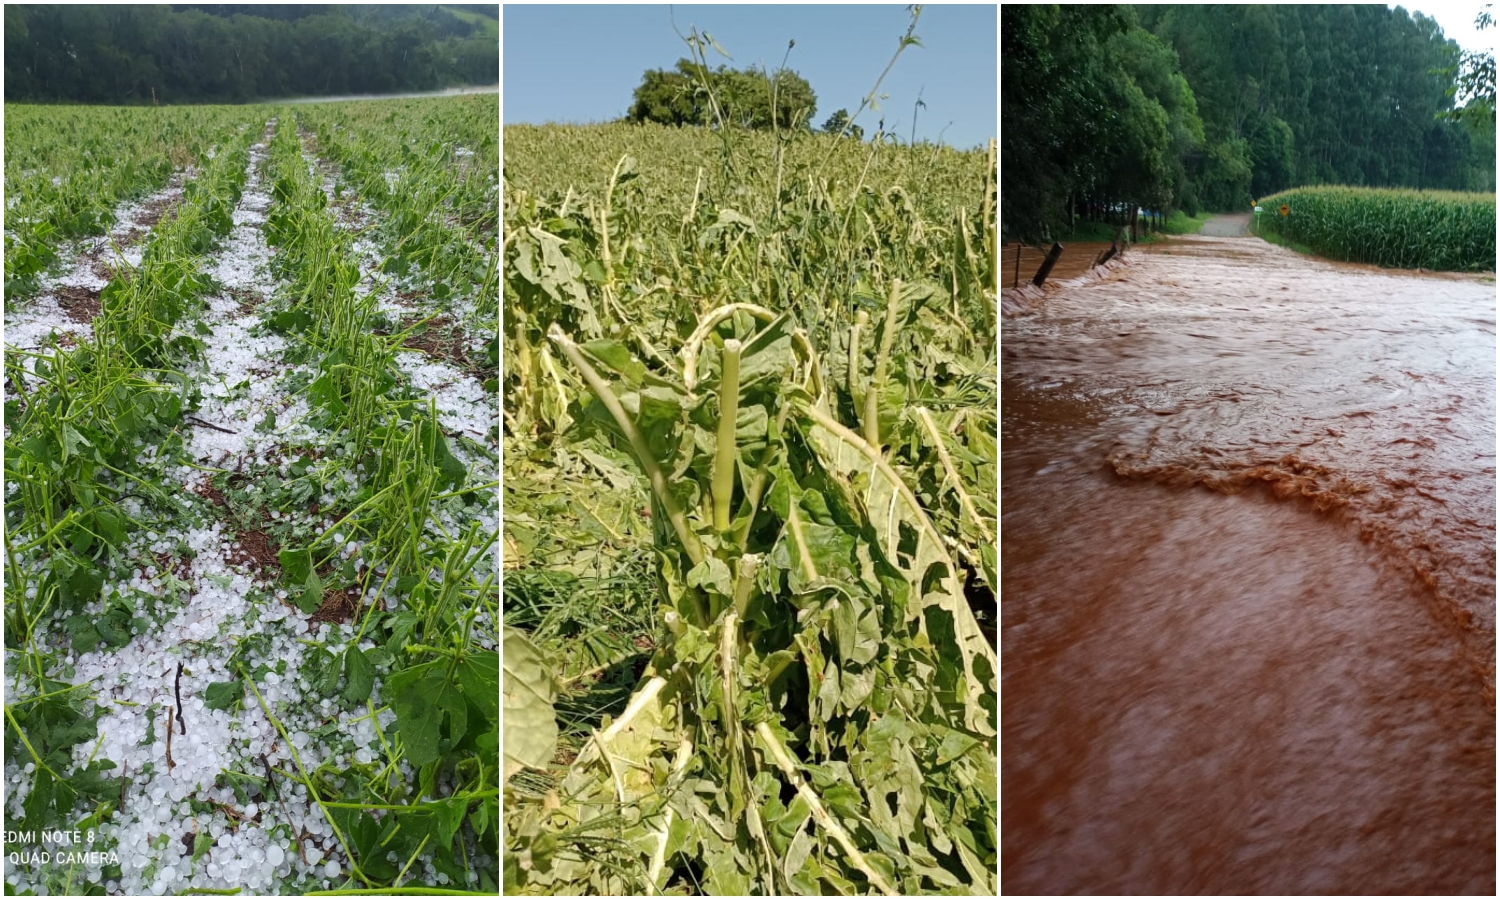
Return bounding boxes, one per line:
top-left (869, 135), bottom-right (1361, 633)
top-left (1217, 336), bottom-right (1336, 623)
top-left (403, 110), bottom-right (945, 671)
top-left (1197, 211), bottom-right (1251, 236)
top-left (1002, 231), bottom-right (1495, 893)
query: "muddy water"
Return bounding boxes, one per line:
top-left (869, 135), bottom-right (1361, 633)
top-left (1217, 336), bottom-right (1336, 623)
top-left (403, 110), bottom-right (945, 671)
top-left (1003, 241), bottom-right (1115, 289)
top-left (1002, 234), bottom-right (1495, 894)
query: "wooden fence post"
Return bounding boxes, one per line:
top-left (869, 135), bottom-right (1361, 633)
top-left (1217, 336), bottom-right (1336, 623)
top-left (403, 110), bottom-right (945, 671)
top-left (1031, 242), bottom-right (1065, 287)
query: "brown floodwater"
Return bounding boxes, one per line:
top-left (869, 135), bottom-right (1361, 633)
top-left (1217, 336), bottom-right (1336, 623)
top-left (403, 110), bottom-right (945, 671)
top-left (1003, 240), bottom-right (1116, 289)
top-left (1002, 234), bottom-right (1495, 894)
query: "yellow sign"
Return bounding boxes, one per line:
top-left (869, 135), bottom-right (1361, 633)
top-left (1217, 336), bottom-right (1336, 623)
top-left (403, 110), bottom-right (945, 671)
top-left (1279, 204), bottom-right (1290, 217)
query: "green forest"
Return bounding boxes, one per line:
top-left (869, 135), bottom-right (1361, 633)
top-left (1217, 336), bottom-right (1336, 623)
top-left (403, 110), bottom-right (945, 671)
top-left (4, 4), bottom-right (498, 105)
top-left (1002, 4), bottom-right (1497, 243)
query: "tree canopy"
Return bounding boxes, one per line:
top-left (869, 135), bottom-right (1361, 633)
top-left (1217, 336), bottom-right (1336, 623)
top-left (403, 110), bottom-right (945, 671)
top-left (1002, 4), bottom-right (1495, 243)
top-left (1438, 5), bottom-right (1496, 135)
top-left (1002, 5), bottom-right (1202, 242)
top-left (821, 108), bottom-right (864, 141)
top-left (627, 59), bottom-right (817, 131)
top-left (4, 4), bottom-right (497, 104)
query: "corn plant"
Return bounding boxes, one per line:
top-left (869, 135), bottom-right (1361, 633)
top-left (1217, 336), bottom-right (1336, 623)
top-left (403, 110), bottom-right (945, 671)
top-left (504, 298), bottom-right (995, 895)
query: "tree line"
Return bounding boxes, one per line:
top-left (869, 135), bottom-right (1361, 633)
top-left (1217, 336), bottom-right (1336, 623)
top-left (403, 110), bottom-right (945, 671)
top-left (4, 4), bottom-right (498, 105)
top-left (1003, 4), bottom-right (1496, 244)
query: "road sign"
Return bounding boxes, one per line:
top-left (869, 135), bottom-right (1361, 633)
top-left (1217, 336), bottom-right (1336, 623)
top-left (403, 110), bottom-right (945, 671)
top-left (1279, 204), bottom-right (1290, 216)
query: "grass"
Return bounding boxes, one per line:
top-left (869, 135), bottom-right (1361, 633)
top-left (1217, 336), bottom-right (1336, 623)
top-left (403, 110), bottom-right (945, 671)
top-left (1159, 210), bottom-right (1214, 235)
top-left (1249, 219), bottom-right (1316, 256)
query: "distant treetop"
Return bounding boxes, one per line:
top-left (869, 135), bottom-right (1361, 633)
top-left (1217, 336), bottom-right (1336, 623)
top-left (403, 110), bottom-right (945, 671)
top-left (627, 59), bottom-right (817, 131)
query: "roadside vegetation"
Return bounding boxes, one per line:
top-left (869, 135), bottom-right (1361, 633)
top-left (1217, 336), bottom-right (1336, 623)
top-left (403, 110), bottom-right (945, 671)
top-left (3, 95), bottom-right (498, 894)
top-left (502, 16), bottom-right (997, 894)
top-left (1048, 210), bottom-right (1213, 246)
top-left (1003, 5), bottom-right (1495, 244)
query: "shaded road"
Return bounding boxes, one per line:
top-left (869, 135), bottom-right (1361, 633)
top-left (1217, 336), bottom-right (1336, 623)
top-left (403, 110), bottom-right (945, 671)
top-left (1197, 211), bottom-right (1251, 236)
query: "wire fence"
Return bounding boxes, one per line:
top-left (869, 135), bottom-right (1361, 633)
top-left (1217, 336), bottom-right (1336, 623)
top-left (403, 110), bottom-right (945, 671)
top-left (1002, 241), bottom-right (1121, 289)
top-left (1002, 243), bottom-right (1055, 289)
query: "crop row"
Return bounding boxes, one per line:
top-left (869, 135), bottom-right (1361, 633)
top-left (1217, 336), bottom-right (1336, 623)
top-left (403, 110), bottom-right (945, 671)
top-left (250, 115), bottom-right (499, 891)
top-left (301, 96), bottom-right (498, 329)
top-left (5, 118), bottom-right (260, 894)
top-left (4, 106), bottom-right (250, 301)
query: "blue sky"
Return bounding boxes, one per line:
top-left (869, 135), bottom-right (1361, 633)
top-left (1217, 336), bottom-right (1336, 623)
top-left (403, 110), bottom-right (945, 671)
top-left (502, 4), bottom-right (997, 149)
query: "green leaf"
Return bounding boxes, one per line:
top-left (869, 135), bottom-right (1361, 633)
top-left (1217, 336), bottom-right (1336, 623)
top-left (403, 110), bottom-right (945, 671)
top-left (270, 308), bottom-right (313, 334)
top-left (390, 660), bottom-right (468, 769)
top-left (783, 826), bottom-right (814, 881)
top-left (204, 680), bottom-right (242, 711)
top-left (501, 628), bottom-right (557, 781)
top-left (457, 651), bottom-right (500, 722)
top-left (278, 545), bottom-right (312, 585)
top-left (314, 649), bottom-right (342, 695)
top-left (342, 647), bottom-right (374, 703)
top-left (23, 768), bottom-right (54, 829)
top-left (799, 402), bottom-right (996, 736)
top-left (93, 507), bottom-right (127, 548)
top-left (581, 340), bottom-right (647, 384)
top-left (69, 759), bottom-right (121, 805)
top-left (685, 556), bottom-right (733, 595)
top-left (65, 615), bottom-right (104, 653)
top-left (433, 797), bottom-right (466, 853)
top-left (295, 571), bottom-right (323, 615)
top-left (192, 832), bottom-right (213, 863)
top-left (418, 419), bottom-right (467, 490)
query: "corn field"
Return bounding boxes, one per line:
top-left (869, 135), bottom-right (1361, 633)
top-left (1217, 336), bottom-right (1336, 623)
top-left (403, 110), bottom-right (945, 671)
top-left (502, 119), bottom-right (998, 894)
top-left (1257, 185), bottom-right (1496, 272)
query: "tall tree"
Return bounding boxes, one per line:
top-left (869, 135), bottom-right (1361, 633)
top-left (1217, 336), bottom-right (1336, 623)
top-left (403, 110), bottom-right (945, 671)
top-left (1002, 5), bottom-right (1197, 240)
top-left (1138, 4), bottom-right (1491, 200)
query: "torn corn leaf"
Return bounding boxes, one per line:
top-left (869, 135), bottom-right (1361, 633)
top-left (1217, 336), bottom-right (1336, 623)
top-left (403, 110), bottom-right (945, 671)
top-left (798, 400), bottom-right (997, 736)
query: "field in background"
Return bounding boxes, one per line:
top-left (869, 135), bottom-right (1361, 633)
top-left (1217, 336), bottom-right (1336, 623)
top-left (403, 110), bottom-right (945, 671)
top-left (3, 95), bottom-right (498, 894)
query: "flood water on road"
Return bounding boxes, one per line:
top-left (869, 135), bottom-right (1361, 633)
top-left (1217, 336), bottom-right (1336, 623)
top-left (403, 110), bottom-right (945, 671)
top-left (1001, 234), bottom-right (1495, 894)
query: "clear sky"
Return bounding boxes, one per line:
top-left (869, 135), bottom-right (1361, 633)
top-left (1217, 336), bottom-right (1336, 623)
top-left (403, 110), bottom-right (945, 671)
top-left (501, 4), bottom-right (997, 149)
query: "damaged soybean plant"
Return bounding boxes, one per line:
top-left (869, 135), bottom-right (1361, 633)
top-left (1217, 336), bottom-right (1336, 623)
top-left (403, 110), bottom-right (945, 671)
top-left (505, 290), bottom-right (996, 894)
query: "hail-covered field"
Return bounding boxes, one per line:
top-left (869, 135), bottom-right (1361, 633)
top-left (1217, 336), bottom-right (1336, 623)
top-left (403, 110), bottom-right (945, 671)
top-left (502, 121), bottom-right (998, 894)
top-left (3, 96), bottom-right (498, 894)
